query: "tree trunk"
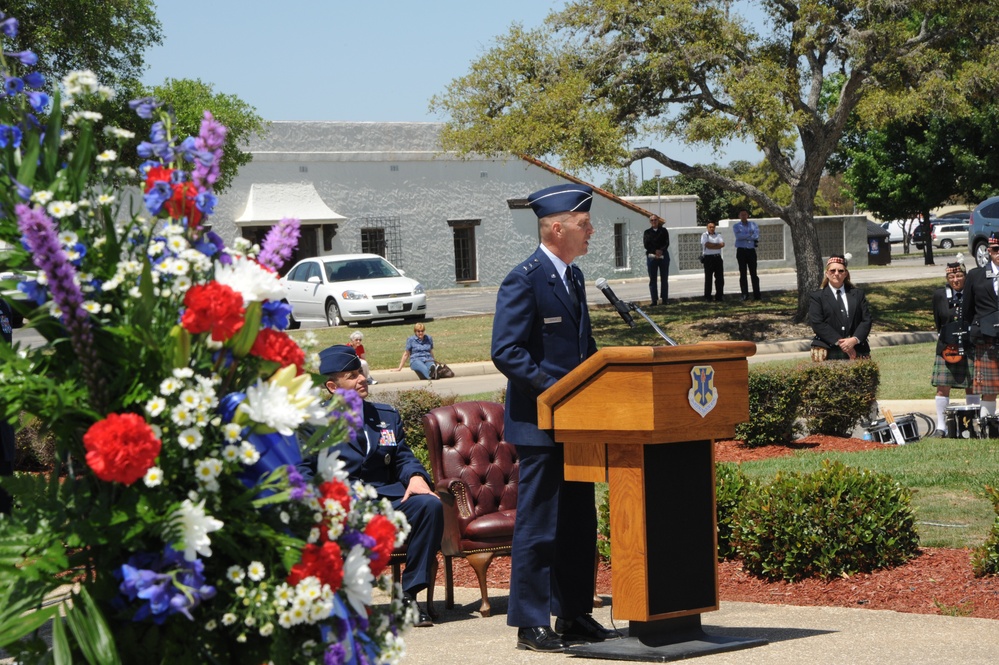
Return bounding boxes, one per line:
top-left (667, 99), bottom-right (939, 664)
top-left (784, 203), bottom-right (824, 324)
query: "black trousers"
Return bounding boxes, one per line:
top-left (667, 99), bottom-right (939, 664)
top-left (703, 255), bottom-right (724, 300)
top-left (737, 247), bottom-right (760, 298)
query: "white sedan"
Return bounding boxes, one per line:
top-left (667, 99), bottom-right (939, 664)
top-left (280, 254), bottom-right (427, 327)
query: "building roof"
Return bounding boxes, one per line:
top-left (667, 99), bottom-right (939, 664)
top-left (235, 183), bottom-right (346, 225)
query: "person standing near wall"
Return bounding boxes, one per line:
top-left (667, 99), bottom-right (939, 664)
top-left (701, 221), bottom-right (725, 302)
top-left (733, 209), bottom-right (761, 301)
top-left (643, 215), bottom-right (670, 306)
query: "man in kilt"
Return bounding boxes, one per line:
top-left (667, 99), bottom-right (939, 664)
top-left (932, 258), bottom-right (978, 436)
top-left (963, 233), bottom-right (999, 420)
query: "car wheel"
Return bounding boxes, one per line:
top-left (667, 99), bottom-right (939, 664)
top-left (975, 241), bottom-right (990, 268)
top-left (325, 299), bottom-right (343, 327)
top-left (941, 239), bottom-right (954, 249)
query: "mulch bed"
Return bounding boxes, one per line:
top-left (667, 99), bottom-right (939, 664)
top-left (439, 435), bottom-right (999, 620)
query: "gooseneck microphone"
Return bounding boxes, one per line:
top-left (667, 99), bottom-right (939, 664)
top-left (595, 278), bottom-right (636, 328)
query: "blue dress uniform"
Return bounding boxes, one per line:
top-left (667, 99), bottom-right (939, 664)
top-left (310, 345), bottom-right (443, 603)
top-left (491, 184), bottom-right (603, 642)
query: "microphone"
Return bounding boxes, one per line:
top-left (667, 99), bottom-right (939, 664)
top-left (595, 278), bottom-right (636, 328)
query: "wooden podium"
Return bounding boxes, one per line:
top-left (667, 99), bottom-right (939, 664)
top-left (537, 342), bottom-right (768, 661)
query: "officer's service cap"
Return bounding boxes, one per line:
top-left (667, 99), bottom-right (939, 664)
top-left (318, 344), bottom-right (361, 375)
top-left (528, 184), bottom-right (593, 219)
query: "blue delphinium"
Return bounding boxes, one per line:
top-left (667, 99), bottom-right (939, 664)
top-left (117, 547), bottom-right (216, 624)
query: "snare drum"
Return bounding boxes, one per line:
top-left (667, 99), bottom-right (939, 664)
top-left (946, 405), bottom-right (981, 439)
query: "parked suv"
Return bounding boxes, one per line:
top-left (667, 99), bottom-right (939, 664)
top-left (969, 196), bottom-right (999, 267)
top-left (931, 224), bottom-right (970, 249)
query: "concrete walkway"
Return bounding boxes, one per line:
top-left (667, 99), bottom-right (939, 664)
top-left (400, 586), bottom-right (999, 665)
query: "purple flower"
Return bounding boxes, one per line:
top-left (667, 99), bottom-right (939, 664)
top-left (17, 279), bottom-right (46, 305)
top-left (193, 230), bottom-right (226, 261)
top-left (128, 96), bottom-right (160, 120)
top-left (1, 16), bottom-right (18, 38)
top-left (192, 111), bottom-right (227, 189)
top-left (4, 50), bottom-right (36, 66)
top-left (0, 125), bottom-right (22, 149)
top-left (116, 548), bottom-right (216, 624)
top-left (4, 76), bottom-right (23, 95)
top-left (324, 643), bottom-right (347, 665)
top-left (287, 465), bottom-right (308, 500)
top-left (22, 71), bottom-right (43, 89)
top-left (258, 217), bottom-right (301, 272)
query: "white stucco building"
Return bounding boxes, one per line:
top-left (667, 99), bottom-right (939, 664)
top-left (207, 122), bottom-right (872, 290)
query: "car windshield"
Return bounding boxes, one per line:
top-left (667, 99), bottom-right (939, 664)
top-left (323, 258), bottom-right (400, 282)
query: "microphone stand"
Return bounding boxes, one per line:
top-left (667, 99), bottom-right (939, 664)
top-left (627, 302), bottom-right (678, 346)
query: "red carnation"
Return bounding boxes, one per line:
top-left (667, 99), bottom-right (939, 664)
top-left (319, 479), bottom-right (351, 513)
top-left (250, 328), bottom-right (305, 374)
top-left (287, 541), bottom-right (344, 591)
top-left (181, 282), bottom-right (245, 341)
top-left (143, 165), bottom-right (173, 192)
top-left (165, 181), bottom-right (202, 226)
top-left (83, 413), bottom-right (162, 485)
top-left (364, 515), bottom-right (397, 577)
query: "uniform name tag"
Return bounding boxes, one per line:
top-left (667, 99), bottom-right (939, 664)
top-left (544, 317), bottom-right (562, 324)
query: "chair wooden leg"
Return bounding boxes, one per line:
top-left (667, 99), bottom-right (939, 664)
top-left (465, 551), bottom-right (495, 617)
top-left (425, 555), bottom-right (439, 619)
top-left (444, 555), bottom-right (455, 609)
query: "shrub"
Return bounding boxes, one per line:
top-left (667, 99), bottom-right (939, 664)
top-left (597, 488), bottom-right (611, 562)
top-left (380, 388), bottom-right (458, 469)
top-left (716, 463), bottom-right (753, 560)
top-left (971, 485), bottom-right (999, 577)
top-left (731, 460), bottom-right (919, 581)
top-left (800, 359), bottom-right (880, 436)
top-left (735, 366), bottom-right (805, 447)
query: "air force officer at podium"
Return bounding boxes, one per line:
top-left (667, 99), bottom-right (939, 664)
top-left (491, 184), bottom-right (620, 653)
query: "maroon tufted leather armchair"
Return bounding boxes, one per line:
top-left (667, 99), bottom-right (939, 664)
top-left (422, 401), bottom-right (518, 617)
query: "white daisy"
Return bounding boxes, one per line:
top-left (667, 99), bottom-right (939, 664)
top-left (177, 427), bottom-right (203, 450)
top-left (222, 613), bottom-right (237, 626)
top-left (222, 423), bottom-right (243, 444)
top-left (171, 405), bottom-right (194, 427)
top-left (143, 466), bottom-right (163, 488)
top-left (195, 458), bottom-right (222, 481)
top-left (259, 623), bottom-right (274, 637)
top-left (238, 441), bottom-right (260, 465)
top-left (247, 561), bottom-right (266, 582)
top-left (227, 565), bottom-right (245, 583)
top-left (96, 149), bottom-right (117, 162)
top-left (159, 377), bottom-right (181, 395)
top-left (46, 201), bottom-right (78, 218)
top-left (222, 445), bottom-right (240, 463)
top-left (145, 396), bottom-right (166, 417)
top-left (58, 231), bottom-right (79, 246)
top-left (30, 190), bottom-right (54, 205)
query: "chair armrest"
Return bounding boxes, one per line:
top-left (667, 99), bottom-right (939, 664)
top-left (435, 478), bottom-right (473, 519)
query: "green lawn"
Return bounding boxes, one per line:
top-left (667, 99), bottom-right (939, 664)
top-left (289, 277), bottom-right (999, 550)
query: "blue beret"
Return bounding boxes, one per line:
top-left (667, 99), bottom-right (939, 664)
top-left (319, 344), bottom-right (361, 375)
top-left (528, 184), bottom-right (593, 219)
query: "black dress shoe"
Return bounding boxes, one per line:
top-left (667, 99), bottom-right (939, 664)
top-left (555, 614), bottom-right (622, 643)
top-left (402, 593), bottom-right (433, 627)
top-left (516, 626), bottom-right (565, 652)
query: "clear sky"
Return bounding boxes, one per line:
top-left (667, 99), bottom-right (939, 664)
top-left (141, 0), bottom-right (761, 184)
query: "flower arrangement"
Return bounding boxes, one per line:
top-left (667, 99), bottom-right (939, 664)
top-left (0, 12), bottom-right (412, 664)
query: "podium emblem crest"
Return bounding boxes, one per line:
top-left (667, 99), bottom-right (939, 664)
top-left (688, 365), bottom-right (718, 417)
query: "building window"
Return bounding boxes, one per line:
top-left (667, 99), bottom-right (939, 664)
top-left (361, 228), bottom-right (386, 257)
top-left (448, 219), bottom-right (480, 283)
top-left (614, 222), bottom-right (628, 269)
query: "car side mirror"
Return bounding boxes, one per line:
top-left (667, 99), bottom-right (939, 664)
top-left (307, 275), bottom-right (321, 284)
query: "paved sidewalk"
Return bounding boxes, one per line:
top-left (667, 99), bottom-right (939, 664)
top-left (401, 586), bottom-right (999, 665)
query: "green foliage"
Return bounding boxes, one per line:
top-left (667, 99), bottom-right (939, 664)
top-left (971, 485), bottom-right (999, 577)
top-left (799, 360), bottom-right (880, 436)
top-left (736, 366), bottom-right (805, 447)
top-left (731, 460), bottom-right (920, 581)
top-left (715, 464), bottom-right (752, 560)
top-left (597, 487), bottom-right (610, 561)
top-left (13, 413), bottom-right (57, 471)
top-left (380, 389), bottom-right (458, 469)
top-left (144, 78), bottom-right (266, 193)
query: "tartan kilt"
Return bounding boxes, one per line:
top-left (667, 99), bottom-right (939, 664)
top-left (931, 353), bottom-right (973, 389)
top-left (972, 342), bottom-right (999, 394)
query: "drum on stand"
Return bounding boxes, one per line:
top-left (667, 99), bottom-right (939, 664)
top-left (945, 405), bottom-right (981, 439)
top-left (980, 415), bottom-right (999, 439)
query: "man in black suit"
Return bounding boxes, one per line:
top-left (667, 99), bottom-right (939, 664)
top-left (963, 233), bottom-right (999, 418)
top-left (492, 183), bottom-right (619, 653)
top-left (808, 254), bottom-right (872, 361)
